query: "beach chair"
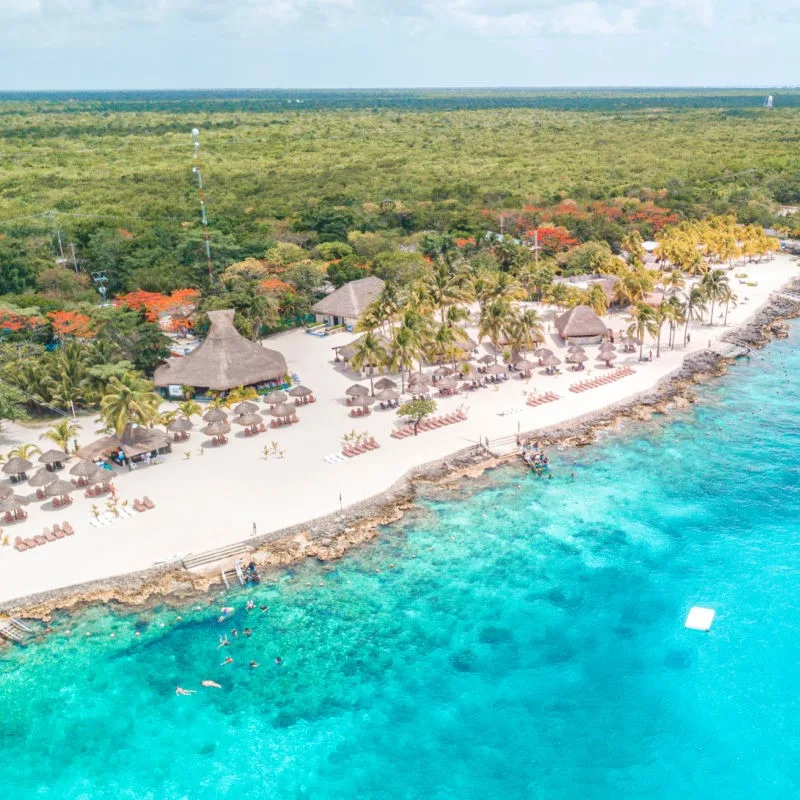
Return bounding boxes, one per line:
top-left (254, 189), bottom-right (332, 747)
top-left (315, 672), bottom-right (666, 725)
top-left (133, 499), bottom-right (147, 513)
top-left (43, 528), bottom-right (57, 542)
top-left (142, 496), bottom-right (155, 510)
top-left (53, 525), bottom-right (66, 539)
top-left (62, 522), bottom-right (75, 535)
top-left (23, 537), bottom-right (37, 549)
top-left (33, 534), bottom-right (48, 546)
top-left (14, 537), bottom-right (28, 552)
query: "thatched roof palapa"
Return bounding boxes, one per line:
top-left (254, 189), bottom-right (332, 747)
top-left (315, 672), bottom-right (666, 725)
top-left (235, 413), bottom-right (263, 427)
top-left (345, 384), bottom-right (369, 397)
top-left (534, 348), bottom-right (553, 358)
top-left (514, 359), bottom-right (535, 371)
top-left (203, 408), bottom-right (228, 423)
top-left (485, 364), bottom-right (506, 375)
top-left (376, 388), bottom-right (400, 401)
top-left (336, 331), bottom-right (391, 362)
top-left (45, 479), bottom-right (75, 497)
top-left (28, 469), bottom-right (56, 488)
top-left (477, 354), bottom-right (495, 365)
top-left (264, 390), bottom-right (288, 405)
top-left (168, 417), bottom-right (193, 433)
top-left (554, 305), bottom-right (607, 342)
top-left (270, 403), bottom-right (296, 418)
top-left (2, 457), bottom-right (32, 475)
top-left (153, 309), bottom-right (287, 392)
top-left (233, 401), bottom-right (259, 415)
top-left (0, 485), bottom-right (13, 500)
top-left (350, 395), bottom-right (375, 408)
top-left (288, 385), bottom-right (313, 398)
top-left (374, 377), bottom-right (397, 391)
top-left (312, 276), bottom-right (385, 320)
top-left (70, 459), bottom-right (97, 477)
top-left (201, 421), bottom-right (232, 436)
top-left (38, 449), bottom-right (67, 465)
top-left (75, 424), bottom-right (171, 461)
top-left (0, 496), bottom-right (29, 513)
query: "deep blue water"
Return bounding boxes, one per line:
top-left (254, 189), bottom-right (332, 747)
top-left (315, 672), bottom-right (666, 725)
top-left (2, 329), bottom-right (800, 799)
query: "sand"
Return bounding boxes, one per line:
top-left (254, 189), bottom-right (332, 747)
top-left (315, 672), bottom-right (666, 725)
top-left (0, 255), bottom-right (797, 606)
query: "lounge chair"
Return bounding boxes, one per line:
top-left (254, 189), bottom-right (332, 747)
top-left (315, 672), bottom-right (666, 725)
top-left (23, 537), bottom-right (37, 548)
top-left (142, 496), bottom-right (155, 510)
top-left (33, 534), bottom-right (48, 546)
top-left (43, 528), bottom-right (57, 542)
top-left (62, 522), bottom-right (75, 535)
top-left (14, 537), bottom-right (28, 552)
top-left (133, 499), bottom-right (147, 513)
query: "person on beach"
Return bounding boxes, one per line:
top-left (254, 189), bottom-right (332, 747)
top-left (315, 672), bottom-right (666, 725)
top-left (201, 680), bottom-right (221, 688)
top-left (176, 687), bottom-right (195, 696)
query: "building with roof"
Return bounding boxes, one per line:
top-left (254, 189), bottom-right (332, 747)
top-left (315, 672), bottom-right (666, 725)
top-left (153, 309), bottom-right (288, 396)
top-left (554, 305), bottom-right (608, 344)
top-left (312, 276), bottom-right (384, 330)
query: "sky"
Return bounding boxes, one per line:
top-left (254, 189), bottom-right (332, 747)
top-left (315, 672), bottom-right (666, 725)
top-left (0, 0), bottom-right (796, 90)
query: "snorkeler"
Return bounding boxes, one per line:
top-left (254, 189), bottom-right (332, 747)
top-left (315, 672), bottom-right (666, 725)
top-left (221, 656), bottom-right (234, 666)
top-left (249, 661), bottom-right (260, 669)
top-left (175, 687), bottom-right (196, 696)
top-left (201, 680), bottom-right (222, 689)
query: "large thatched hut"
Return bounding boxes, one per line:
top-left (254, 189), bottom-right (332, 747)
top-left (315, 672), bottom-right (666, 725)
top-left (153, 309), bottom-right (287, 396)
top-left (312, 276), bottom-right (384, 330)
top-left (554, 306), bottom-right (607, 345)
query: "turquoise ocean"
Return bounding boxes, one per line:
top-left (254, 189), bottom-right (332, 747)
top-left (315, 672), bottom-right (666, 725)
top-left (2, 327), bottom-right (800, 799)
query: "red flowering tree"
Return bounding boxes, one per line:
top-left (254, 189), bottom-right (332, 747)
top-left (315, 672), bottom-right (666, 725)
top-left (47, 310), bottom-right (95, 339)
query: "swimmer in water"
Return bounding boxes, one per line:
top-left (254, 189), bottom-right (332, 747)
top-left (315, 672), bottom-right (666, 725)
top-left (218, 636), bottom-right (229, 648)
top-left (221, 656), bottom-right (234, 666)
top-left (246, 600), bottom-right (255, 611)
top-left (231, 628), bottom-right (238, 638)
top-left (201, 680), bottom-right (222, 689)
top-left (176, 687), bottom-right (196, 696)
top-left (244, 628), bottom-right (252, 637)
top-left (260, 605), bottom-right (269, 613)
top-left (249, 661), bottom-right (260, 669)
top-left (274, 656), bottom-right (282, 665)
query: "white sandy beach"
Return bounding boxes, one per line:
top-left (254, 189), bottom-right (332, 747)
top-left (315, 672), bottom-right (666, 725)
top-left (0, 254), bottom-right (797, 606)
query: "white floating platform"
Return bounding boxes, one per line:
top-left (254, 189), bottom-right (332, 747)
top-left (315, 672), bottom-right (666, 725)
top-left (685, 607), bottom-right (715, 631)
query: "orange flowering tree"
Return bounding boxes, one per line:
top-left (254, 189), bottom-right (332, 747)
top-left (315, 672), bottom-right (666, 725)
top-left (114, 288), bottom-right (200, 328)
top-left (47, 310), bottom-right (95, 339)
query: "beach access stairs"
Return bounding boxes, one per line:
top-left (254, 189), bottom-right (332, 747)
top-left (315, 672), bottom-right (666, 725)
top-left (182, 542), bottom-right (251, 572)
top-left (0, 617), bottom-right (34, 643)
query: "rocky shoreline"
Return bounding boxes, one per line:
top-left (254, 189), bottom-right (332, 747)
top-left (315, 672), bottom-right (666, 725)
top-left (4, 282), bottom-right (800, 625)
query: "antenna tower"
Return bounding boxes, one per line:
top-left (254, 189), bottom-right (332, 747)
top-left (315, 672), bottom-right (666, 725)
top-left (191, 128), bottom-right (214, 278)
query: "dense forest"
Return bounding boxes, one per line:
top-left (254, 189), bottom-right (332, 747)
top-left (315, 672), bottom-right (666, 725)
top-left (0, 89), bottom-right (798, 424)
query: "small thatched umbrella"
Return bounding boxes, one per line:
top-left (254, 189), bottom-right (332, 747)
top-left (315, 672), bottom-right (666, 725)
top-left (45, 478), bottom-right (75, 500)
top-left (0, 495), bottom-right (29, 517)
top-left (201, 421), bottom-right (232, 437)
top-left (70, 459), bottom-right (97, 477)
top-left (377, 388), bottom-right (400, 402)
top-left (345, 384), bottom-right (369, 398)
top-left (233, 400), bottom-right (260, 415)
top-left (270, 403), bottom-right (296, 419)
top-left (567, 344), bottom-right (585, 354)
top-left (374, 377), bottom-right (396, 391)
top-left (87, 467), bottom-right (112, 486)
top-left (433, 366), bottom-right (453, 379)
top-left (2, 457), bottom-right (32, 478)
top-left (28, 469), bottom-right (56, 488)
top-left (437, 377), bottom-right (458, 394)
top-left (477, 354), bottom-right (495, 365)
top-left (542, 355), bottom-right (562, 368)
top-left (203, 408), bottom-right (228, 423)
top-left (534, 347), bottom-right (554, 360)
top-left (566, 351), bottom-right (589, 363)
top-left (597, 351), bottom-right (617, 366)
top-left (485, 363), bottom-right (506, 376)
top-left (515, 359), bottom-right (536, 373)
top-left (350, 395), bottom-right (375, 408)
top-left (0, 485), bottom-right (14, 500)
top-left (288, 385), bottom-right (313, 398)
top-left (263, 390), bottom-right (289, 405)
top-left (38, 449), bottom-right (67, 469)
top-left (168, 417), bottom-right (193, 433)
top-left (599, 341), bottom-right (617, 351)
top-left (458, 364), bottom-right (479, 381)
top-left (234, 413), bottom-right (263, 428)
top-left (408, 371), bottom-right (432, 386)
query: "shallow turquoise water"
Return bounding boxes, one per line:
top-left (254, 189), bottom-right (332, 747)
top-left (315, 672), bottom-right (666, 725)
top-left (3, 330), bottom-right (800, 799)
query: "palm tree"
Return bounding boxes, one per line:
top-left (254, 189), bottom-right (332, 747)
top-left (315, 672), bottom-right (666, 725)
top-left (627, 303), bottom-right (658, 361)
top-left (720, 286), bottom-right (738, 326)
top-left (349, 331), bottom-right (389, 395)
top-left (479, 299), bottom-right (513, 362)
top-left (663, 269), bottom-right (685, 298)
top-left (227, 385), bottom-right (258, 403)
top-left (583, 285), bottom-right (609, 316)
top-left (683, 287), bottom-right (707, 346)
top-left (614, 267), bottom-right (655, 306)
top-left (7, 443), bottom-right (41, 460)
top-left (428, 322), bottom-right (468, 368)
top-left (99, 373), bottom-right (162, 438)
top-left (700, 269), bottom-right (729, 326)
top-left (178, 400), bottom-right (202, 420)
top-left (505, 308), bottom-right (544, 355)
top-left (653, 303), bottom-right (668, 358)
top-left (208, 394), bottom-right (232, 411)
top-left (390, 326), bottom-right (419, 393)
top-left (663, 295), bottom-right (686, 349)
top-left (40, 419), bottom-right (80, 454)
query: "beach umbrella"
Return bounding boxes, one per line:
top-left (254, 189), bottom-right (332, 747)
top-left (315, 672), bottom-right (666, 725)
top-left (201, 421), bottom-right (232, 436)
top-left (269, 403), bottom-right (296, 418)
top-left (437, 377), bottom-right (458, 391)
top-left (350, 395), bottom-right (376, 408)
top-left (477, 354), bottom-right (495, 365)
top-left (458, 364), bottom-right (479, 380)
top-left (233, 401), bottom-right (259, 415)
top-left (376, 388), bottom-right (400, 402)
top-left (542, 355), bottom-right (562, 367)
top-left (408, 371), bottom-right (432, 385)
top-left (38, 449), bottom-right (67, 466)
top-left (534, 348), bottom-right (554, 359)
top-left (288, 385), bottom-right (313, 398)
top-left (345, 384), bottom-right (369, 398)
top-left (433, 366), bottom-right (454, 378)
top-left (566, 352), bottom-right (589, 363)
top-left (597, 351), bottom-right (617, 363)
top-left (599, 342), bottom-right (617, 352)
top-left (168, 417), bottom-right (193, 433)
top-left (0, 485), bottom-right (13, 500)
top-left (514, 359), bottom-right (535, 372)
top-left (70, 459), bottom-right (97, 477)
top-left (567, 345), bottom-right (585, 354)
top-left (45, 479), bottom-right (76, 498)
top-left (234, 413), bottom-right (263, 427)
top-left (0, 496), bottom-right (29, 515)
top-left (263, 391), bottom-right (288, 405)
top-left (203, 408), bottom-right (228, 423)
top-left (485, 364), bottom-right (506, 375)
top-left (87, 467), bottom-right (112, 486)
top-left (28, 469), bottom-right (56, 488)
top-left (374, 377), bottom-right (397, 391)
top-left (2, 457), bottom-right (32, 477)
